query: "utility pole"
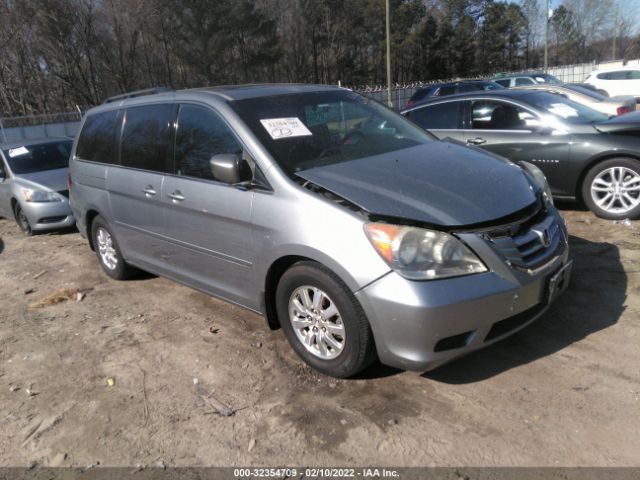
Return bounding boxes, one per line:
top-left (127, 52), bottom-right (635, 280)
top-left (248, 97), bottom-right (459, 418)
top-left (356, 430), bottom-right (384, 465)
top-left (612, 14), bottom-right (618, 60)
top-left (386, 0), bottom-right (392, 108)
top-left (544, 0), bottom-right (549, 72)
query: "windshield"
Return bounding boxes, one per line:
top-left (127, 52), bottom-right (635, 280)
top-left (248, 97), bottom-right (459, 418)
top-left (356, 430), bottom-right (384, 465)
top-left (231, 90), bottom-right (434, 175)
top-left (4, 140), bottom-right (72, 174)
top-left (524, 91), bottom-right (609, 124)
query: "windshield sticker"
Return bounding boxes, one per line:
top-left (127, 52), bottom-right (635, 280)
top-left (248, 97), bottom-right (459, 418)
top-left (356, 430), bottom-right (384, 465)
top-left (260, 117), bottom-right (312, 140)
top-left (548, 103), bottom-right (578, 118)
top-left (8, 146), bottom-right (29, 157)
top-left (305, 106), bottom-right (329, 127)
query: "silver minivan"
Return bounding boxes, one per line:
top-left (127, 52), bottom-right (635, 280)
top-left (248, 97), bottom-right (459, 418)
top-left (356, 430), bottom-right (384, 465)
top-left (69, 85), bottom-right (571, 378)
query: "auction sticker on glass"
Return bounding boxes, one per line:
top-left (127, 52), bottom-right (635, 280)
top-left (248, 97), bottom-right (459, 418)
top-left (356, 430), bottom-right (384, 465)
top-left (260, 117), bottom-right (312, 140)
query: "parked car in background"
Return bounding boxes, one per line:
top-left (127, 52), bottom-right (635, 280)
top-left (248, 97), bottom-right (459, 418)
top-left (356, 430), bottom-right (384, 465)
top-left (567, 82), bottom-right (600, 93)
top-left (491, 72), bottom-right (563, 87)
top-left (402, 89), bottom-right (640, 219)
top-left (0, 138), bottom-right (74, 235)
top-left (70, 84), bottom-right (570, 378)
top-left (406, 80), bottom-right (504, 108)
top-left (585, 66), bottom-right (640, 99)
top-left (514, 83), bottom-right (635, 117)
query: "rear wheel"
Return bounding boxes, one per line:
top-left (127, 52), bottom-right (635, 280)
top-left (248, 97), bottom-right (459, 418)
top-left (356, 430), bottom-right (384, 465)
top-left (582, 158), bottom-right (640, 219)
top-left (13, 203), bottom-right (32, 236)
top-left (91, 215), bottom-right (137, 280)
top-left (276, 261), bottom-right (376, 378)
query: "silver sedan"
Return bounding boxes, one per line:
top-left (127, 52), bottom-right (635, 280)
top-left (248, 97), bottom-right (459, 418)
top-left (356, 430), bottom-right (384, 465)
top-left (0, 138), bottom-right (75, 235)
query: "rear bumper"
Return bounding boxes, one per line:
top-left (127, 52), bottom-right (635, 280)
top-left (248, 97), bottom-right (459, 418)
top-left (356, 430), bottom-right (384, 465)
top-left (22, 200), bottom-right (75, 231)
top-left (356, 220), bottom-right (571, 372)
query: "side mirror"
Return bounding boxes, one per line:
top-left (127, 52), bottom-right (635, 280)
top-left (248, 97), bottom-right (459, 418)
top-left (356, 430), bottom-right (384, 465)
top-left (209, 153), bottom-right (253, 185)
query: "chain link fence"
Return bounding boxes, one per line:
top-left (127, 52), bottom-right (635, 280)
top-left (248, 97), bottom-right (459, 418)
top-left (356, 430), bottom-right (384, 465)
top-left (3, 57), bottom-right (640, 141)
top-left (0, 111), bottom-right (82, 143)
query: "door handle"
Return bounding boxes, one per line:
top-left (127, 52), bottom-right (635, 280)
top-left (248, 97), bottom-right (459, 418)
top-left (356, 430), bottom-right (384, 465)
top-left (143, 186), bottom-right (157, 196)
top-left (168, 191), bottom-right (185, 202)
top-left (466, 137), bottom-right (486, 145)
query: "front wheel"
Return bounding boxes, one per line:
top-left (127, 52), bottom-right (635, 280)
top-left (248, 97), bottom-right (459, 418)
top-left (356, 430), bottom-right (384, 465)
top-left (91, 215), bottom-right (138, 280)
top-left (276, 261), bottom-right (377, 378)
top-left (14, 203), bottom-right (33, 236)
top-left (582, 158), bottom-right (640, 219)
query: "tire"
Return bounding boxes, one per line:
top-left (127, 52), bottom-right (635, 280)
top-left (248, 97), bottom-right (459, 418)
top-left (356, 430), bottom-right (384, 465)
top-left (582, 158), bottom-right (640, 220)
top-left (276, 261), bottom-right (376, 378)
top-left (90, 215), bottom-right (137, 280)
top-left (13, 203), bottom-right (33, 236)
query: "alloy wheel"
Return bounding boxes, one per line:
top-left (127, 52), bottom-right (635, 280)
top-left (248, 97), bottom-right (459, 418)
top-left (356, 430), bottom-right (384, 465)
top-left (96, 227), bottom-right (118, 270)
top-left (288, 285), bottom-right (346, 360)
top-left (590, 166), bottom-right (640, 215)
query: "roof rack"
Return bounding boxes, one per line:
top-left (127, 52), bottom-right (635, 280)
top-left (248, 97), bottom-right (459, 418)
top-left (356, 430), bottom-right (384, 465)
top-left (102, 86), bottom-right (172, 104)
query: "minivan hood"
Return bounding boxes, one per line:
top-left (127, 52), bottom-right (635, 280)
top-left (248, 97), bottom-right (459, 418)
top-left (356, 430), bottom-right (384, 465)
top-left (296, 141), bottom-right (537, 227)
top-left (594, 110), bottom-right (640, 133)
top-left (16, 167), bottom-right (68, 192)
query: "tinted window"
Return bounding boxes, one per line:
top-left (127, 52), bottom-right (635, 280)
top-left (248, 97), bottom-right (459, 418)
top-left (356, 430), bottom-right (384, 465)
top-left (76, 110), bottom-right (119, 163)
top-left (121, 104), bottom-right (175, 172)
top-left (4, 140), bottom-right (72, 174)
top-left (408, 102), bottom-right (460, 130)
top-left (471, 101), bottom-right (536, 130)
top-left (600, 71), bottom-right (628, 80)
top-left (457, 84), bottom-right (480, 93)
top-left (515, 77), bottom-right (535, 86)
top-left (410, 88), bottom-right (430, 103)
top-left (231, 90), bottom-right (433, 175)
top-left (630, 70), bottom-right (640, 79)
top-left (494, 79), bottom-right (511, 87)
top-left (437, 86), bottom-right (456, 96)
top-left (174, 105), bottom-right (242, 181)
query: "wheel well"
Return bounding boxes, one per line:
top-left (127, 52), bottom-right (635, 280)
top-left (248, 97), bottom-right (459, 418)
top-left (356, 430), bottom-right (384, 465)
top-left (10, 197), bottom-right (17, 214)
top-left (85, 210), bottom-right (100, 251)
top-left (576, 154), bottom-right (640, 203)
top-left (263, 255), bottom-right (311, 330)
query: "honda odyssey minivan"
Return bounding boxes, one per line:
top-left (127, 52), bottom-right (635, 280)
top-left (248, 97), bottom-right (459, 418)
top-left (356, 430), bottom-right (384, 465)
top-left (69, 84), bottom-right (571, 378)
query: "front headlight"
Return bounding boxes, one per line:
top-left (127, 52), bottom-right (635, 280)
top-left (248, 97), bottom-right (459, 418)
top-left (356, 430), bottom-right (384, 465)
top-left (520, 161), bottom-right (553, 205)
top-left (22, 188), bottom-right (62, 203)
top-left (364, 223), bottom-right (487, 280)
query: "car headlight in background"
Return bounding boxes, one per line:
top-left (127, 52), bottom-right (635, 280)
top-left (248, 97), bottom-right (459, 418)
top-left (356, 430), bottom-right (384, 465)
top-left (22, 188), bottom-right (62, 203)
top-left (520, 161), bottom-right (553, 205)
top-left (364, 223), bottom-right (487, 280)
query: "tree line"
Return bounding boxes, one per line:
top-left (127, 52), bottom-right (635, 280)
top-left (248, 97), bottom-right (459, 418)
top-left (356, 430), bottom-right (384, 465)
top-left (0, 0), bottom-right (638, 117)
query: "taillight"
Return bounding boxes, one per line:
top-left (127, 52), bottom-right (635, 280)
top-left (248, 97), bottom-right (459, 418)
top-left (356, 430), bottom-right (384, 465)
top-left (616, 106), bottom-right (632, 116)
top-left (67, 173), bottom-right (73, 191)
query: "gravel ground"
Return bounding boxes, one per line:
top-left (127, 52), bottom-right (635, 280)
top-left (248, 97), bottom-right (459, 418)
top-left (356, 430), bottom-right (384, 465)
top-left (0, 206), bottom-right (639, 468)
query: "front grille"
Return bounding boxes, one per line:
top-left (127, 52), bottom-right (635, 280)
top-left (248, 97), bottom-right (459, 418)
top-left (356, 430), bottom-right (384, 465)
top-left (486, 207), bottom-right (563, 270)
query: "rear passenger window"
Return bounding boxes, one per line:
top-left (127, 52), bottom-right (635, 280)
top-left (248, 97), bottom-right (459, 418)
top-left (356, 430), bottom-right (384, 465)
top-left (515, 77), bottom-right (535, 86)
top-left (408, 102), bottom-right (460, 130)
top-left (174, 104), bottom-right (242, 181)
top-left (121, 104), bottom-right (175, 172)
top-left (436, 86), bottom-right (455, 96)
top-left (76, 110), bottom-right (119, 164)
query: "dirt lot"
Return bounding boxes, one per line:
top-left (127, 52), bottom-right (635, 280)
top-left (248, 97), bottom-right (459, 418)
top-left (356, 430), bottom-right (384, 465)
top-left (0, 206), bottom-right (639, 468)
